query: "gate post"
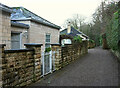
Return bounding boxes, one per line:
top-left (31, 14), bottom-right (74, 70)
top-left (24, 43), bottom-right (43, 82)
top-left (0, 44), bottom-right (6, 87)
top-left (51, 44), bottom-right (61, 70)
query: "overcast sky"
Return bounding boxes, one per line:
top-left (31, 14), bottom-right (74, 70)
top-left (0, 0), bottom-right (102, 28)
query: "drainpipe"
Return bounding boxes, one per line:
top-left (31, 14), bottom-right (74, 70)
top-left (20, 31), bottom-right (28, 49)
top-left (20, 33), bottom-right (22, 49)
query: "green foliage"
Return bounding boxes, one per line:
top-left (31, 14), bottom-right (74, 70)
top-left (61, 33), bottom-right (66, 35)
top-left (73, 36), bottom-right (82, 43)
top-left (89, 39), bottom-right (95, 43)
top-left (88, 39), bottom-right (95, 49)
top-left (45, 47), bottom-right (51, 52)
top-left (106, 10), bottom-right (119, 51)
top-left (89, 1), bottom-right (117, 47)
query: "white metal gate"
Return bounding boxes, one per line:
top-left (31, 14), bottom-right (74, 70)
top-left (41, 51), bottom-right (55, 76)
top-left (52, 51), bottom-right (56, 72)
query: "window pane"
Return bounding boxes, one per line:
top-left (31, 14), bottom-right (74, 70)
top-left (46, 34), bottom-right (50, 43)
top-left (46, 35), bottom-right (50, 39)
top-left (46, 39), bottom-right (50, 42)
top-left (45, 44), bottom-right (50, 48)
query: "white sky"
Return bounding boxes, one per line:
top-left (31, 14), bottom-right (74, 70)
top-left (0, 0), bottom-right (102, 28)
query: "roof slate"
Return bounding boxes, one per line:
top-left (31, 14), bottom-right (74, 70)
top-left (11, 7), bottom-right (61, 29)
top-left (60, 27), bottom-right (88, 38)
top-left (60, 27), bottom-right (81, 36)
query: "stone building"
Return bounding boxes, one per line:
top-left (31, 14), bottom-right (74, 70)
top-left (11, 7), bottom-right (61, 52)
top-left (11, 21), bottom-right (29, 49)
top-left (0, 4), bottom-right (12, 49)
top-left (60, 23), bottom-right (88, 45)
top-left (0, 4), bottom-right (61, 51)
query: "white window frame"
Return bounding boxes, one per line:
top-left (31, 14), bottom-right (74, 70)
top-left (45, 33), bottom-right (51, 49)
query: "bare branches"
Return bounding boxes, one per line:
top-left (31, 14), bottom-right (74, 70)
top-left (63, 14), bottom-right (86, 31)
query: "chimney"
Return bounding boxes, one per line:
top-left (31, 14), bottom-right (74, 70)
top-left (67, 22), bottom-right (71, 33)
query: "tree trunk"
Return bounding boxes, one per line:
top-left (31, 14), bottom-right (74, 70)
top-left (102, 33), bottom-right (109, 49)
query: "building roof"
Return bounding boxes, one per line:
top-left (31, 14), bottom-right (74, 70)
top-left (60, 27), bottom-right (81, 36)
top-left (11, 21), bottom-right (29, 29)
top-left (11, 7), bottom-right (61, 29)
top-left (0, 3), bottom-right (12, 13)
top-left (60, 26), bottom-right (88, 38)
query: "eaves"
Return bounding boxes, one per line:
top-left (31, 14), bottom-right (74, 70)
top-left (11, 18), bottom-right (61, 30)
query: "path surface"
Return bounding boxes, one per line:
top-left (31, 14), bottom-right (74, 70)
top-left (31, 47), bottom-right (119, 86)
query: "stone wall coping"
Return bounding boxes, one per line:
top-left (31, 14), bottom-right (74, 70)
top-left (0, 44), bottom-right (6, 48)
top-left (24, 43), bottom-right (43, 47)
top-left (4, 48), bottom-right (34, 53)
top-left (51, 44), bottom-right (61, 46)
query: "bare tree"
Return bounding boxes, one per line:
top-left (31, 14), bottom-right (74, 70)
top-left (90, 0), bottom-right (117, 46)
top-left (63, 14), bottom-right (86, 31)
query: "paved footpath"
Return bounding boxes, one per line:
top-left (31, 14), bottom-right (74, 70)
top-left (30, 47), bottom-right (119, 86)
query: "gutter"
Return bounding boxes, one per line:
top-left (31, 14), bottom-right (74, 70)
top-left (11, 21), bottom-right (30, 29)
top-left (31, 18), bottom-right (61, 29)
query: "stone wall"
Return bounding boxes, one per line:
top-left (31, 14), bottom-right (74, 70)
top-left (25, 44), bottom-right (42, 82)
top-left (61, 41), bottom-right (88, 67)
top-left (0, 41), bottom-right (88, 87)
top-left (51, 41), bottom-right (88, 70)
top-left (0, 44), bottom-right (42, 87)
top-left (0, 44), bottom-right (6, 87)
top-left (51, 44), bottom-right (62, 70)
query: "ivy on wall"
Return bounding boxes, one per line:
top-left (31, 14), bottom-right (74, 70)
top-left (106, 10), bottom-right (120, 51)
top-left (73, 36), bottom-right (82, 43)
